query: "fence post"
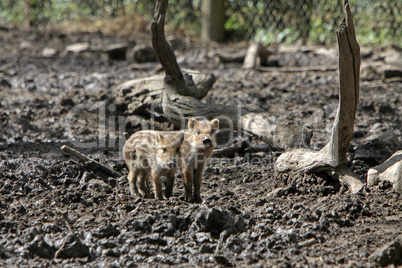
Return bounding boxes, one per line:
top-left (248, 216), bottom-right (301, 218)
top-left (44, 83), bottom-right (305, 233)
top-left (201, 0), bottom-right (225, 42)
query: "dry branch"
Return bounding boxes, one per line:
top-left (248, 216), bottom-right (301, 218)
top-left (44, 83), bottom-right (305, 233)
top-left (151, 0), bottom-right (311, 150)
top-left (274, 0), bottom-right (364, 193)
top-left (61, 145), bottom-right (122, 178)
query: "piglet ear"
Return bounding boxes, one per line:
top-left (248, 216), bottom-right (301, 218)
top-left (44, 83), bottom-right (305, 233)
top-left (188, 118), bottom-right (197, 129)
top-left (174, 132), bottom-right (185, 147)
top-left (155, 132), bottom-right (164, 144)
top-left (211, 119), bottom-right (219, 130)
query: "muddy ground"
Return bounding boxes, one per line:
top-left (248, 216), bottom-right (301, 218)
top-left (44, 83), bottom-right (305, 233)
top-left (0, 25), bottom-right (401, 267)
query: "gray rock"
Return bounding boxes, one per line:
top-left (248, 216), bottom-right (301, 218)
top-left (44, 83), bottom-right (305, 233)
top-left (92, 223), bottom-right (121, 238)
top-left (127, 44), bottom-right (157, 63)
top-left (88, 179), bottom-right (113, 194)
top-left (195, 208), bottom-right (246, 236)
top-left (42, 47), bottom-right (58, 57)
top-left (64, 42), bottom-right (91, 54)
top-left (380, 44), bottom-right (402, 66)
top-left (377, 130), bottom-right (401, 147)
top-left (370, 237), bottom-right (402, 266)
top-left (361, 65), bottom-right (381, 81)
top-left (55, 233), bottom-right (90, 259)
top-left (26, 235), bottom-right (57, 259)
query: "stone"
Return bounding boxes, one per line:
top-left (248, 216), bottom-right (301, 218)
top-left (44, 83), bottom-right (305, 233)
top-left (42, 47), bottom-right (58, 57)
top-left (370, 237), bottom-right (402, 266)
top-left (92, 223), bottom-right (121, 238)
top-left (127, 44), bottom-right (156, 63)
top-left (87, 179), bottom-right (113, 194)
top-left (64, 43), bottom-right (91, 54)
top-left (360, 65), bottom-right (381, 81)
top-left (55, 233), bottom-right (90, 259)
top-left (377, 130), bottom-right (401, 147)
top-left (380, 44), bottom-right (402, 66)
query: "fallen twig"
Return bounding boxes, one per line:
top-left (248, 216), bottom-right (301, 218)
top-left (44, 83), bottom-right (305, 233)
top-left (61, 145), bottom-right (122, 178)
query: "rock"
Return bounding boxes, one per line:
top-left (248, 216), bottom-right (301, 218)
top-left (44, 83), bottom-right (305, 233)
top-left (92, 223), bottom-right (121, 238)
top-left (214, 255), bottom-right (233, 267)
top-left (59, 97), bottom-right (75, 107)
top-left (0, 78), bottom-right (11, 89)
top-left (127, 44), bottom-right (156, 63)
top-left (0, 244), bottom-right (5, 258)
top-left (360, 65), bottom-right (381, 81)
top-left (370, 237), bottom-right (402, 266)
top-left (377, 130), bottom-right (401, 147)
top-left (360, 64), bottom-right (402, 81)
top-left (55, 233), bottom-right (90, 259)
top-left (102, 43), bottom-right (129, 61)
top-left (379, 44), bottom-right (402, 66)
top-left (64, 43), bottom-right (92, 54)
top-left (0, 212), bottom-right (4, 221)
top-left (167, 36), bottom-right (186, 51)
top-left (87, 179), bottom-right (113, 194)
top-left (323, 102), bottom-right (338, 119)
top-left (124, 216), bottom-right (155, 233)
top-left (367, 150), bottom-right (402, 192)
top-left (194, 208), bottom-right (246, 236)
top-left (22, 227), bottom-right (40, 243)
top-left (42, 47), bottom-right (58, 57)
top-left (200, 244), bottom-right (216, 253)
top-left (26, 235), bottom-right (57, 259)
top-left (354, 140), bottom-right (396, 166)
top-left (20, 40), bottom-right (32, 49)
top-left (296, 237), bottom-right (317, 248)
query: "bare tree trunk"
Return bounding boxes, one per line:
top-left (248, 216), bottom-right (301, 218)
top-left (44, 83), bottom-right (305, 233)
top-left (201, 0), bottom-right (225, 42)
top-left (151, 0), bottom-right (311, 150)
top-left (274, 0), bottom-right (364, 193)
top-left (24, 0), bottom-right (31, 30)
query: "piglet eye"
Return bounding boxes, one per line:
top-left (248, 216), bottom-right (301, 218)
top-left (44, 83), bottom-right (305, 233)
top-left (176, 147), bottom-right (181, 153)
top-left (197, 130), bottom-right (201, 135)
top-left (162, 148), bottom-right (167, 153)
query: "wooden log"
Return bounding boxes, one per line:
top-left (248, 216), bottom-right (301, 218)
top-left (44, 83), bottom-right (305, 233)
top-left (112, 69), bottom-right (216, 114)
top-left (151, 0), bottom-right (311, 150)
top-left (274, 0), bottom-right (364, 193)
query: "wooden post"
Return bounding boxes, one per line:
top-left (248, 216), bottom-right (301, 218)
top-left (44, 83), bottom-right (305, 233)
top-left (201, 0), bottom-right (225, 42)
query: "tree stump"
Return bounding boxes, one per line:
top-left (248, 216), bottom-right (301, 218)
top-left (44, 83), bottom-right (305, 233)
top-left (274, 0), bottom-right (364, 193)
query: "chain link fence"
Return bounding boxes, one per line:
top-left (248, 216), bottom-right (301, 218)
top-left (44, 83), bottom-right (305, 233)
top-left (0, 0), bottom-right (400, 45)
top-left (223, 0), bottom-right (401, 45)
top-left (161, 0), bottom-right (401, 45)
